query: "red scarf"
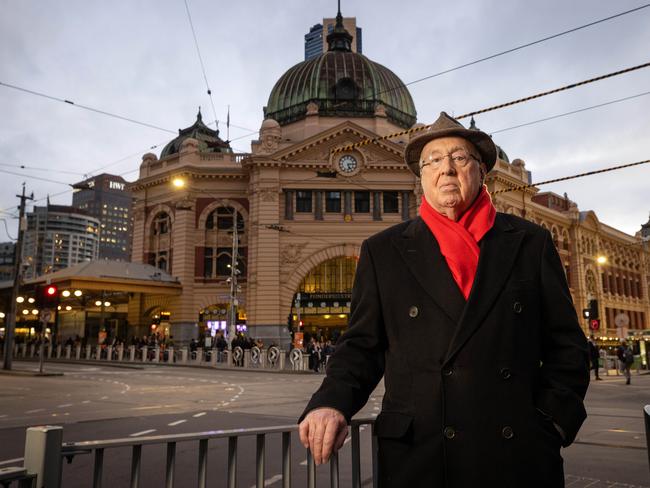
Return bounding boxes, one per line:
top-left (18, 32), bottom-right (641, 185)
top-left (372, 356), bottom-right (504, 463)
top-left (419, 187), bottom-right (496, 300)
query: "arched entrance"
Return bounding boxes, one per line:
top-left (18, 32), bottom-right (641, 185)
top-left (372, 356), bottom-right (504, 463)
top-left (198, 303), bottom-right (247, 342)
top-left (291, 256), bottom-right (357, 340)
top-left (143, 305), bottom-right (172, 338)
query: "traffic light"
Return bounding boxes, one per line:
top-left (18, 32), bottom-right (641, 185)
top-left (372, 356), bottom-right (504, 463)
top-left (588, 299), bottom-right (599, 319)
top-left (589, 319), bottom-right (600, 330)
top-left (582, 309), bottom-right (590, 319)
top-left (37, 284), bottom-right (59, 310)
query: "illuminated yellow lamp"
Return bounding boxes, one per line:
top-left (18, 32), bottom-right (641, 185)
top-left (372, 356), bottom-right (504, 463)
top-left (172, 177), bottom-right (186, 189)
top-left (30, 327), bottom-right (35, 334)
top-left (16, 296), bottom-right (24, 303)
top-left (62, 290), bottom-right (71, 298)
top-left (94, 300), bottom-right (102, 307)
top-left (104, 301), bottom-right (111, 307)
top-left (74, 290), bottom-right (83, 297)
top-left (338, 314), bottom-right (346, 318)
top-left (27, 297), bottom-right (35, 304)
top-left (31, 309), bottom-right (38, 315)
top-left (22, 309), bottom-right (29, 315)
top-left (65, 306), bottom-right (72, 311)
top-left (0, 312), bottom-right (5, 319)
top-left (57, 305), bottom-right (62, 311)
top-left (596, 255), bottom-right (607, 264)
top-left (324, 314), bottom-right (331, 319)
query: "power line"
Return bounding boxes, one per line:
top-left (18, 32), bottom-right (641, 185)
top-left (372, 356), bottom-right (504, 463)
top-left (0, 81), bottom-right (177, 134)
top-left (492, 159), bottom-right (650, 195)
top-left (183, 0), bottom-right (220, 130)
top-left (0, 169), bottom-right (72, 186)
top-left (375, 3), bottom-right (650, 98)
top-left (490, 90), bottom-right (650, 134)
top-left (0, 163), bottom-right (86, 176)
top-left (330, 60), bottom-right (650, 155)
top-left (0, 219), bottom-right (16, 241)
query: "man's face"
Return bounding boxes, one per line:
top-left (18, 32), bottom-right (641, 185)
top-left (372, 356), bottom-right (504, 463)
top-left (419, 136), bottom-right (486, 220)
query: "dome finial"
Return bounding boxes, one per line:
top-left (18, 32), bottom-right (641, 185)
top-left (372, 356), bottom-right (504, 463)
top-left (327, 1), bottom-right (353, 52)
top-left (197, 106), bottom-right (202, 121)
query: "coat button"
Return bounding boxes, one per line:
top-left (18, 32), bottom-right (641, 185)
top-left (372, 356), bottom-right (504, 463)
top-left (502, 426), bottom-right (514, 439)
top-left (408, 306), bottom-right (419, 318)
top-left (442, 368), bottom-right (453, 376)
top-left (443, 427), bottom-right (456, 439)
top-left (500, 368), bottom-right (512, 380)
top-left (513, 302), bottom-right (523, 314)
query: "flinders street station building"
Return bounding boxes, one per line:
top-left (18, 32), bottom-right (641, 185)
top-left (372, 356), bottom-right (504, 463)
top-left (125, 14), bottom-right (650, 348)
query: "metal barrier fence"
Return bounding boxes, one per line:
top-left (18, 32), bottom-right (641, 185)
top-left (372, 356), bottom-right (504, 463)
top-left (6, 343), bottom-right (326, 372)
top-left (645, 404), bottom-right (650, 475)
top-left (1, 419), bottom-right (377, 488)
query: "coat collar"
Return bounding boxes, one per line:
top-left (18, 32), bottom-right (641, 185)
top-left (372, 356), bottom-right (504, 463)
top-left (392, 217), bottom-right (466, 323)
top-left (443, 214), bottom-right (525, 364)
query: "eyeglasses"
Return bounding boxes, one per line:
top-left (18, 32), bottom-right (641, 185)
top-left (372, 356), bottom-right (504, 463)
top-left (419, 150), bottom-right (480, 170)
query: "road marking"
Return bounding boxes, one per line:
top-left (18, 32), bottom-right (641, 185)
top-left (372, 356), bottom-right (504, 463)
top-left (82, 400), bottom-right (91, 404)
top-left (132, 405), bottom-right (164, 410)
top-left (58, 404), bottom-right (73, 408)
top-left (168, 419), bottom-right (187, 426)
top-left (193, 412), bottom-right (206, 418)
top-left (25, 409), bottom-right (45, 414)
top-left (130, 429), bottom-right (156, 437)
top-left (0, 457), bottom-right (24, 466)
top-left (248, 473), bottom-right (283, 487)
top-left (0, 414), bottom-right (7, 418)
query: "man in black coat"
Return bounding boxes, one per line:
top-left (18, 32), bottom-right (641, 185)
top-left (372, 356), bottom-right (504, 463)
top-left (298, 113), bottom-right (589, 487)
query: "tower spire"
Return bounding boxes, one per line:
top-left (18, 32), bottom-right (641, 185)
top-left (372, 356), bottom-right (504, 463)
top-left (327, 0), bottom-right (352, 52)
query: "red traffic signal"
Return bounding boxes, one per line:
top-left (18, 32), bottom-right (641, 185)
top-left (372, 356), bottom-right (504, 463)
top-left (589, 319), bottom-right (600, 330)
top-left (46, 285), bottom-right (57, 296)
top-left (37, 284), bottom-right (60, 310)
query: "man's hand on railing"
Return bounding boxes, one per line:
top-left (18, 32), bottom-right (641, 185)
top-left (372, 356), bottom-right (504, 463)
top-left (299, 408), bottom-right (348, 465)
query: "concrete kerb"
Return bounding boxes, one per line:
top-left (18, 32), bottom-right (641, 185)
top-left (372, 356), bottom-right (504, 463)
top-left (9, 357), bottom-right (318, 374)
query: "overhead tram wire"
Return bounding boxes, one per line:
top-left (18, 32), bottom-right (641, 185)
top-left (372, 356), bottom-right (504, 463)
top-left (329, 60), bottom-right (650, 155)
top-left (0, 81), bottom-right (177, 134)
top-left (490, 90), bottom-right (650, 134)
top-left (491, 159), bottom-right (650, 195)
top-left (373, 3), bottom-right (650, 99)
top-left (184, 0), bottom-right (220, 130)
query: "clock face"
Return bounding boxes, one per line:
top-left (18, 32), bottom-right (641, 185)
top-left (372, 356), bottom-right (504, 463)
top-left (338, 155), bottom-right (358, 173)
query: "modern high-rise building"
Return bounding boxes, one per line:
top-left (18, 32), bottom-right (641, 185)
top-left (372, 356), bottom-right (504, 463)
top-left (72, 174), bottom-right (133, 261)
top-left (22, 205), bottom-right (100, 279)
top-left (0, 242), bottom-right (15, 281)
top-left (304, 17), bottom-right (362, 60)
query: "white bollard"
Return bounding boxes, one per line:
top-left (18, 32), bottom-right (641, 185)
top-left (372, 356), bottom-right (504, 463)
top-left (142, 346), bottom-right (148, 362)
top-left (117, 345), bottom-right (124, 362)
top-left (30, 344), bottom-right (36, 358)
top-left (21, 343), bottom-right (27, 358)
top-left (75, 345), bottom-right (81, 360)
top-left (129, 345), bottom-right (136, 362)
top-left (56, 344), bottom-right (62, 358)
top-left (95, 345), bottom-right (102, 360)
top-left (47, 344), bottom-right (53, 359)
top-left (244, 350), bottom-right (251, 368)
top-left (180, 348), bottom-right (188, 364)
top-left (153, 347), bottom-right (160, 363)
top-left (106, 346), bottom-right (113, 361)
top-left (65, 345), bottom-right (71, 359)
top-left (23, 425), bottom-right (63, 488)
top-left (225, 350), bottom-right (232, 367)
top-left (279, 350), bottom-right (286, 370)
top-left (85, 345), bottom-right (92, 359)
top-left (211, 349), bottom-right (218, 367)
top-left (167, 347), bottom-right (174, 364)
top-left (196, 347), bottom-right (203, 363)
top-left (302, 355), bottom-right (310, 371)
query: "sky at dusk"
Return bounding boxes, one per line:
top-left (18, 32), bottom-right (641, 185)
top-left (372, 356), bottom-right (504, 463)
top-left (1, 0), bottom-right (649, 240)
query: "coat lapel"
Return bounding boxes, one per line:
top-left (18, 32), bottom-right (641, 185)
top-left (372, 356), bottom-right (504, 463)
top-left (443, 215), bottom-right (525, 365)
top-left (392, 217), bottom-right (465, 324)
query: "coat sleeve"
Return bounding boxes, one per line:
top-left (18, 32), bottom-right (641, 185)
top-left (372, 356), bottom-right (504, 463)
top-left (299, 239), bottom-right (387, 423)
top-left (535, 229), bottom-right (590, 446)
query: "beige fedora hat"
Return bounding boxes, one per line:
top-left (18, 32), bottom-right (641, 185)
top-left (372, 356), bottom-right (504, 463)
top-left (404, 112), bottom-right (497, 176)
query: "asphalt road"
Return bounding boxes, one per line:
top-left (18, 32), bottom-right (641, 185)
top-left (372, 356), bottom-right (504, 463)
top-left (0, 361), bottom-right (648, 487)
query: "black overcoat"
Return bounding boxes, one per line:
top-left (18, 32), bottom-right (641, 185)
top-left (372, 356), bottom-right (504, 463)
top-left (301, 214), bottom-right (590, 488)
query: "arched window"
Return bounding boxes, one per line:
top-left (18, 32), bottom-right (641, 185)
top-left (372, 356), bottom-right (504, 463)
top-left (149, 211), bottom-right (172, 273)
top-left (153, 212), bottom-right (171, 235)
top-left (203, 206), bottom-right (247, 280)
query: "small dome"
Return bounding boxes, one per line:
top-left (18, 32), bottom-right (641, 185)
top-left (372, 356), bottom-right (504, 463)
top-left (261, 118), bottom-right (280, 129)
top-left (265, 11), bottom-right (416, 129)
top-left (161, 109), bottom-right (232, 158)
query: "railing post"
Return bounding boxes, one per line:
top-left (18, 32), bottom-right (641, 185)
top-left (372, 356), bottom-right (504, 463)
top-left (129, 345), bottom-right (136, 362)
top-left (95, 345), bottom-right (102, 361)
top-left (180, 348), bottom-right (188, 364)
top-left (225, 350), bottom-right (232, 367)
top-left (644, 405), bottom-right (650, 471)
top-left (351, 423), bottom-right (361, 488)
top-left (279, 350), bottom-right (285, 370)
top-left (56, 344), bottom-right (62, 358)
top-left (153, 347), bottom-right (160, 363)
top-left (167, 347), bottom-right (174, 364)
top-left (75, 345), bottom-right (81, 360)
top-left (211, 349), bottom-right (218, 367)
top-left (282, 431), bottom-right (291, 488)
top-left (106, 346), bottom-right (113, 362)
top-left (65, 345), bottom-right (71, 359)
top-left (23, 425), bottom-right (63, 488)
top-left (244, 350), bottom-right (251, 368)
top-left (196, 347), bottom-right (203, 363)
top-left (141, 346), bottom-right (148, 362)
top-left (85, 344), bottom-right (91, 359)
top-left (260, 350), bottom-right (267, 369)
top-left (117, 344), bottom-right (124, 362)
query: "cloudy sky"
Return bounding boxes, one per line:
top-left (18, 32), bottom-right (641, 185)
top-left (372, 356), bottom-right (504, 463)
top-left (1, 0), bottom-right (649, 240)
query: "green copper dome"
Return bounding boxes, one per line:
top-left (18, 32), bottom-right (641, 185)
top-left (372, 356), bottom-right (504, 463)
top-left (265, 13), bottom-right (416, 129)
top-left (160, 110), bottom-right (232, 158)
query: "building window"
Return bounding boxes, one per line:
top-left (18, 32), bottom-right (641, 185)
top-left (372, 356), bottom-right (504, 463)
top-left (216, 248), bottom-right (232, 276)
top-left (325, 191), bottom-right (341, 213)
top-left (157, 251), bottom-right (168, 272)
top-left (296, 191), bottom-right (313, 213)
top-left (383, 192), bottom-right (399, 213)
top-left (354, 191), bottom-right (370, 213)
top-left (153, 212), bottom-right (170, 235)
top-left (206, 206), bottom-right (244, 231)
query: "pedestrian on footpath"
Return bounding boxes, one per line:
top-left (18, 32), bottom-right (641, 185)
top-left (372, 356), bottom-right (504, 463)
top-left (588, 336), bottom-right (601, 380)
top-left (298, 112), bottom-right (589, 488)
top-left (617, 339), bottom-right (634, 385)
